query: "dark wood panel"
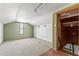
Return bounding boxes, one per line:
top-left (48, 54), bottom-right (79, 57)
top-left (60, 16), bottom-right (78, 23)
top-left (65, 26), bottom-right (78, 45)
top-left (60, 15), bottom-right (79, 46)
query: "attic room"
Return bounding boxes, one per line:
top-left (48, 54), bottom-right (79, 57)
top-left (0, 3), bottom-right (78, 56)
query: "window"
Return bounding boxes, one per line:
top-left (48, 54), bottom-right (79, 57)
top-left (19, 23), bottom-right (24, 34)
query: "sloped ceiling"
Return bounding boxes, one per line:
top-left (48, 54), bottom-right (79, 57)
top-left (0, 3), bottom-right (71, 25)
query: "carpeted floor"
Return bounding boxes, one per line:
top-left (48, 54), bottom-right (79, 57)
top-left (0, 38), bottom-right (52, 56)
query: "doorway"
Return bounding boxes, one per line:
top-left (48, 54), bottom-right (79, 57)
top-left (60, 16), bottom-right (78, 45)
top-left (56, 4), bottom-right (79, 55)
top-left (57, 15), bottom-right (79, 55)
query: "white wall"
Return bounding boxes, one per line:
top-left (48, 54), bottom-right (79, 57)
top-left (0, 23), bottom-right (3, 44)
top-left (34, 24), bottom-right (52, 42)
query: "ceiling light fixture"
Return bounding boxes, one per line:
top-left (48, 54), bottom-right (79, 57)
top-left (34, 3), bottom-right (43, 13)
top-left (70, 24), bottom-right (73, 27)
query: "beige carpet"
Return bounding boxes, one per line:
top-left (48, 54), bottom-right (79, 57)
top-left (0, 38), bottom-right (52, 56)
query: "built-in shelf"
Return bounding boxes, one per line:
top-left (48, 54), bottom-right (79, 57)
top-left (62, 21), bottom-right (79, 26)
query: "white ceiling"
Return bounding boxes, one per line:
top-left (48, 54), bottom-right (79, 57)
top-left (0, 3), bottom-right (71, 25)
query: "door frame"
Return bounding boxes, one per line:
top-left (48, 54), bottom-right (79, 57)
top-left (56, 4), bottom-right (79, 49)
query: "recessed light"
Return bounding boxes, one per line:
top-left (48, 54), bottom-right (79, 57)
top-left (70, 24), bottom-right (73, 27)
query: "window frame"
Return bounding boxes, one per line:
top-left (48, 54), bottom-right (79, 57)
top-left (19, 22), bottom-right (24, 35)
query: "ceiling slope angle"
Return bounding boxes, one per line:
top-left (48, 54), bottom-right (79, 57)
top-left (0, 3), bottom-right (20, 24)
top-left (15, 3), bottom-right (71, 25)
top-left (0, 3), bottom-right (71, 25)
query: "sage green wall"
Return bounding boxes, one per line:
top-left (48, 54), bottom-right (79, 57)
top-left (53, 13), bottom-right (57, 50)
top-left (4, 22), bottom-right (33, 41)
